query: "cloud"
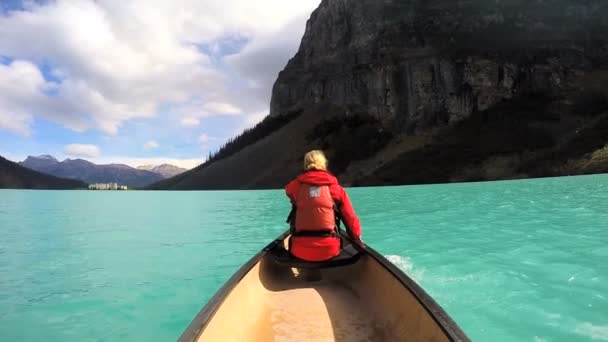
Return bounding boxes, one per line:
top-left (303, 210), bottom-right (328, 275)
top-left (0, 60), bottom-right (38, 136)
top-left (246, 110), bottom-right (269, 126)
top-left (0, 1), bottom-right (228, 135)
top-left (64, 144), bottom-right (101, 158)
top-left (180, 117), bottom-right (200, 127)
top-left (143, 140), bottom-right (159, 150)
top-left (0, 0), bottom-right (320, 135)
top-left (225, 13), bottom-right (313, 113)
top-left (0, 59), bottom-right (91, 135)
top-left (0, 0), bottom-right (321, 161)
top-left (231, 109), bottom-right (269, 135)
top-left (173, 98), bottom-right (242, 125)
top-left (203, 102), bottom-right (242, 115)
top-left (199, 133), bottom-right (222, 146)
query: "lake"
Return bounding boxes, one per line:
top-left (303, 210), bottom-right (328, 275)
top-left (1, 174), bottom-right (607, 341)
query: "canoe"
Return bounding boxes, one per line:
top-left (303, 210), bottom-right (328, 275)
top-left (179, 232), bottom-right (469, 341)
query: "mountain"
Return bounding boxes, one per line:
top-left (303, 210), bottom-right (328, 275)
top-left (20, 154), bottom-right (59, 169)
top-left (20, 156), bottom-right (163, 187)
top-left (0, 155), bottom-right (87, 189)
top-left (151, 0), bottom-right (608, 190)
top-left (137, 164), bottom-right (187, 178)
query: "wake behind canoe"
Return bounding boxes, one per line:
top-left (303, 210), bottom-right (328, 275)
top-left (179, 232), bottom-right (469, 341)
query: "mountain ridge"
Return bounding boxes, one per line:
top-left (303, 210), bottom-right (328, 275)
top-left (0, 155), bottom-right (87, 189)
top-left (20, 156), bottom-right (164, 187)
top-left (136, 164), bottom-right (187, 178)
top-left (149, 0), bottom-right (608, 190)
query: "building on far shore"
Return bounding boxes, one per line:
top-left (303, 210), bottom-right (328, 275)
top-left (88, 183), bottom-right (128, 190)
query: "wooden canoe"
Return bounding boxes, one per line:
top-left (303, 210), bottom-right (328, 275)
top-left (179, 232), bottom-right (469, 341)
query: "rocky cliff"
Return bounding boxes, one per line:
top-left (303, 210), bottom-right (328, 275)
top-left (152, 0), bottom-right (608, 190)
top-left (271, 0), bottom-right (608, 130)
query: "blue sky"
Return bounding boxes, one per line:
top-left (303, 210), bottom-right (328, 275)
top-left (0, 0), bottom-right (320, 168)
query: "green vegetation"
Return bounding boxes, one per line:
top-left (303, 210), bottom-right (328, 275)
top-left (206, 110), bottom-right (302, 164)
top-left (309, 114), bottom-right (393, 174)
top-left (517, 112), bottom-right (608, 177)
top-left (356, 93), bottom-right (564, 185)
top-left (591, 145), bottom-right (608, 161)
top-left (147, 111), bottom-right (303, 189)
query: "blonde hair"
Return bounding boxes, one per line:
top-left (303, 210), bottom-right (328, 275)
top-left (303, 150), bottom-right (328, 171)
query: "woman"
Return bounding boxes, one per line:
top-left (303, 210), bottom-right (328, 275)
top-left (285, 150), bottom-right (362, 262)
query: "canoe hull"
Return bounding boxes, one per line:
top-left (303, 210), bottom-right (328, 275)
top-left (179, 233), bottom-right (469, 341)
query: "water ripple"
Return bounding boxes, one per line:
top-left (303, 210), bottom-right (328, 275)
top-left (0, 175), bottom-right (607, 342)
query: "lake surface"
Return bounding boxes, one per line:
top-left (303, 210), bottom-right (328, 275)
top-left (1, 174), bottom-right (607, 341)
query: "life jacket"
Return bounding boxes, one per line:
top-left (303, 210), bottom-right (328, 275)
top-left (290, 184), bottom-right (339, 237)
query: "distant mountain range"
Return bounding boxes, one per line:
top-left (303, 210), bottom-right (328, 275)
top-left (0, 155), bottom-right (87, 189)
top-left (19, 155), bottom-right (186, 188)
top-left (136, 164), bottom-right (187, 178)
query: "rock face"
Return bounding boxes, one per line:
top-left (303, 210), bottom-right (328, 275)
top-left (152, 0), bottom-right (608, 190)
top-left (270, 0), bottom-right (608, 130)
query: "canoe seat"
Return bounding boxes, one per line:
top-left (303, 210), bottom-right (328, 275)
top-left (266, 242), bottom-right (362, 269)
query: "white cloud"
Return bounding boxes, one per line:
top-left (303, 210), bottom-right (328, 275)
top-left (143, 140), bottom-right (159, 150)
top-left (217, 110), bottom-right (269, 139)
top-left (180, 117), bottom-right (200, 127)
top-left (64, 144), bottom-right (101, 158)
top-left (0, 1), bottom-right (228, 135)
top-left (0, 0), bottom-right (321, 161)
top-left (246, 110), bottom-right (269, 126)
top-left (0, 61), bottom-right (39, 136)
top-left (173, 98), bottom-right (241, 124)
top-left (203, 101), bottom-right (242, 115)
top-left (0, 60), bottom-right (91, 136)
top-left (199, 133), bottom-right (222, 145)
top-left (226, 13), bottom-right (313, 114)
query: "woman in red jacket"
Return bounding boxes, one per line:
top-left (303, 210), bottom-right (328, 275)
top-left (285, 150), bottom-right (362, 262)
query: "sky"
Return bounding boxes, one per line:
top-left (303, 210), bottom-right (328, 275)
top-left (0, 0), bottom-right (321, 169)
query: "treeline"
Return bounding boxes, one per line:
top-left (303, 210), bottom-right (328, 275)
top-left (206, 110), bottom-right (302, 164)
top-left (309, 114), bottom-right (393, 174)
top-left (146, 110), bottom-right (303, 190)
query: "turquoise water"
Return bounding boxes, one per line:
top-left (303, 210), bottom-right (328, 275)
top-left (0, 175), bottom-right (607, 341)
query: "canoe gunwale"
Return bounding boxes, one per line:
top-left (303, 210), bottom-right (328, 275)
top-left (177, 232), bottom-right (288, 342)
top-left (177, 231), bottom-right (470, 342)
top-left (362, 244), bottom-right (470, 342)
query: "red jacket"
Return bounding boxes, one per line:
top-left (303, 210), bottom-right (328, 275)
top-left (285, 171), bottom-right (361, 261)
